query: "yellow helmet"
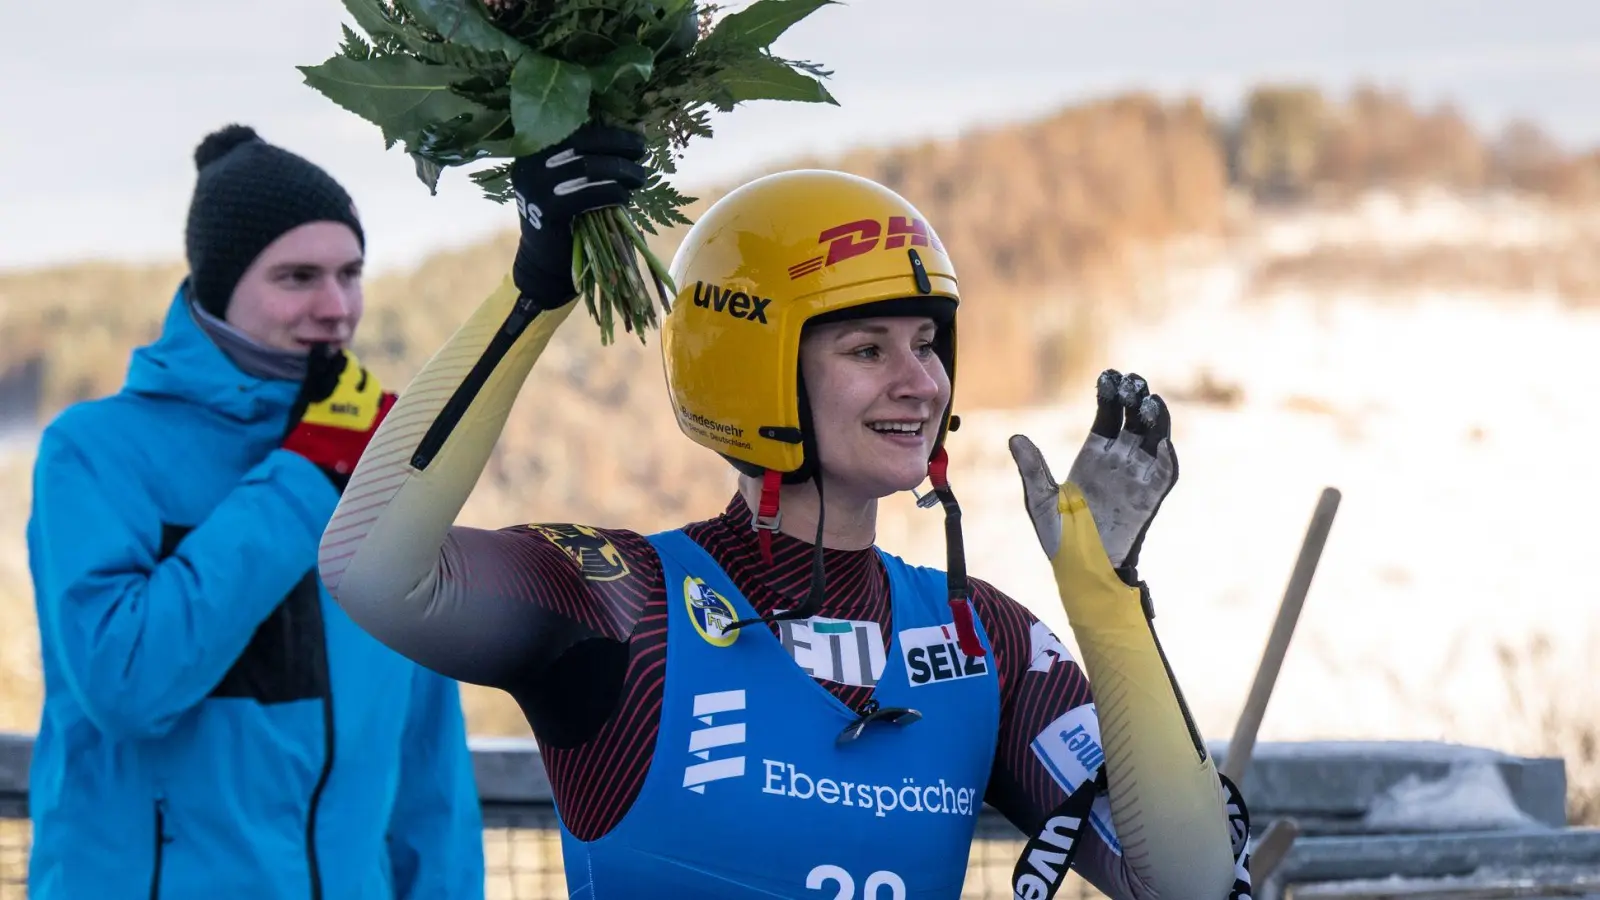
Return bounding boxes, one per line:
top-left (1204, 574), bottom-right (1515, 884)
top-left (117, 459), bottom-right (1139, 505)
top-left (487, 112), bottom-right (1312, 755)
top-left (661, 169), bottom-right (987, 659)
top-left (661, 169), bottom-right (961, 482)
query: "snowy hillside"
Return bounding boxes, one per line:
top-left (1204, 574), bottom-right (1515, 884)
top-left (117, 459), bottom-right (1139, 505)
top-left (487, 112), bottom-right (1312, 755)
top-left (876, 190), bottom-right (1600, 785)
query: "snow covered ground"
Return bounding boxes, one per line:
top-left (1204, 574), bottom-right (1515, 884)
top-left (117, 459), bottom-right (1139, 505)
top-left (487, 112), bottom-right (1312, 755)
top-left (877, 192), bottom-right (1600, 774)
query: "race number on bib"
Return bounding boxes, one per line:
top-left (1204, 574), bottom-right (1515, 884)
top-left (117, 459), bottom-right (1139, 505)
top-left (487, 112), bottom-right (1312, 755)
top-left (807, 864), bottom-right (906, 900)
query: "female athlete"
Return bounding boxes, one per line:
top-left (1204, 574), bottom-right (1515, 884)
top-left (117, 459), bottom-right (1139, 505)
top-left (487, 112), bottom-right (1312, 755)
top-left (317, 124), bottom-right (1254, 900)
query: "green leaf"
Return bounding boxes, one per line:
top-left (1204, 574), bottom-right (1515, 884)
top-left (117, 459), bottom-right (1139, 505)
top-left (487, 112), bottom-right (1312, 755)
top-left (652, 0), bottom-right (696, 18)
top-left (647, 3), bottom-right (699, 56)
top-left (341, 0), bottom-right (425, 53)
top-left (298, 55), bottom-right (485, 145)
top-left (341, 0), bottom-right (396, 39)
top-left (708, 0), bottom-right (837, 50)
top-left (589, 44), bottom-right (654, 96)
top-left (393, 0), bottom-right (527, 60)
top-left (715, 55), bottom-right (836, 106)
top-left (470, 163), bottom-right (516, 203)
top-left (508, 52), bottom-right (593, 156)
top-left (339, 23), bottom-right (373, 60)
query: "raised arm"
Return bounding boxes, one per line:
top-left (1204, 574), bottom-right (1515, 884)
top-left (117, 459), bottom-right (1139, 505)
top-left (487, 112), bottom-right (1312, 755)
top-left (1007, 371), bottom-right (1249, 900)
top-left (317, 125), bottom-right (653, 688)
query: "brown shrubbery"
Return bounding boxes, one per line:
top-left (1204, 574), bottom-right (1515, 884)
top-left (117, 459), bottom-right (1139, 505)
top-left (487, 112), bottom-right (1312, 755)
top-left (1228, 84), bottom-right (1600, 204)
top-left (5, 83), bottom-right (1597, 428)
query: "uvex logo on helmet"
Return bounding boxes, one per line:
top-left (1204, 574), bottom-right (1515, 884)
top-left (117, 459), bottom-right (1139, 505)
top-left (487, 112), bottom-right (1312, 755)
top-left (787, 216), bottom-right (946, 280)
top-left (692, 281), bottom-right (772, 324)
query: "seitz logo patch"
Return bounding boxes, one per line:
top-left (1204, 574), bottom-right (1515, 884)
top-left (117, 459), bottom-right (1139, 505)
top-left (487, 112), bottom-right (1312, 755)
top-left (693, 281), bottom-right (772, 324)
top-left (899, 623), bottom-right (988, 687)
top-left (789, 216), bottom-right (946, 280)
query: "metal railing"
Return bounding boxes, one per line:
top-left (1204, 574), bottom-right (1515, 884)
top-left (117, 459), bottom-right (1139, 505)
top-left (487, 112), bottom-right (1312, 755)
top-left (0, 731), bottom-right (1095, 900)
top-left (4, 732), bottom-right (1599, 898)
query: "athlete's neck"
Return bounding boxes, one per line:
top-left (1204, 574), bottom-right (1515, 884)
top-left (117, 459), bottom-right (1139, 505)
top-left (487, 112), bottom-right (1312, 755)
top-left (737, 475), bottom-right (877, 551)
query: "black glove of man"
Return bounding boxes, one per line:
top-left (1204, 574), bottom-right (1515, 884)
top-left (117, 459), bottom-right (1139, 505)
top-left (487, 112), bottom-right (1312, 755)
top-left (511, 123), bottom-right (651, 306)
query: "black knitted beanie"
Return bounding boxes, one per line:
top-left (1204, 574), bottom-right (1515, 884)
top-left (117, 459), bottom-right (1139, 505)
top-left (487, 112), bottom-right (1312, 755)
top-left (184, 124), bottom-right (366, 317)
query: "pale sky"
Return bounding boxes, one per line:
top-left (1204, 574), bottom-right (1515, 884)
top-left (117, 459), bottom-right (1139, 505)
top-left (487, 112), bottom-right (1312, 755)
top-left (3, 0), bottom-right (1597, 276)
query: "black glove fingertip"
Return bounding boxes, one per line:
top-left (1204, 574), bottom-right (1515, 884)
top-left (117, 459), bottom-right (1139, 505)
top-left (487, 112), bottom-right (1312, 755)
top-left (1149, 394), bottom-right (1171, 437)
top-left (571, 122), bottom-right (649, 161)
top-left (1137, 395), bottom-right (1171, 456)
top-left (621, 158), bottom-right (651, 189)
top-left (1116, 372), bottom-right (1149, 435)
top-left (583, 156), bottom-right (652, 191)
top-left (1096, 369), bottom-right (1122, 404)
top-left (1091, 369), bottom-right (1123, 438)
top-left (1118, 372), bottom-right (1149, 408)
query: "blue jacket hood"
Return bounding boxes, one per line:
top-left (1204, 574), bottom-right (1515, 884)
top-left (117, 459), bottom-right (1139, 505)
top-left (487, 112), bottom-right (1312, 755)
top-left (123, 280), bottom-right (302, 427)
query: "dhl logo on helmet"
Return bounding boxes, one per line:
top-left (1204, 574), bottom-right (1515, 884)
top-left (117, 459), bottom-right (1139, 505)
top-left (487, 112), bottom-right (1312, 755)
top-left (788, 216), bottom-right (946, 281)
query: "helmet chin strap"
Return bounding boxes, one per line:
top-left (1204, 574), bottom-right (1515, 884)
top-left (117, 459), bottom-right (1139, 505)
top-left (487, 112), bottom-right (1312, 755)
top-left (728, 468), bottom-right (826, 633)
top-left (753, 468), bottom-right (783, 566)
top-left (729, 445), bottom-right (985, 660)
top-left (925, 447), bottom-right (986, 658)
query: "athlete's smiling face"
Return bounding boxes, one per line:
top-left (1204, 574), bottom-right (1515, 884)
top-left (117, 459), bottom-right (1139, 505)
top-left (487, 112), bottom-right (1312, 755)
top-left (800, 315), bottom-right (950, 505)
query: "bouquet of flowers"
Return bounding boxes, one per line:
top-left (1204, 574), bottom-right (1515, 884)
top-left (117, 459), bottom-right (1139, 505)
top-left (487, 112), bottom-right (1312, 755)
top-left (300, 0), bottom-right (838, 344)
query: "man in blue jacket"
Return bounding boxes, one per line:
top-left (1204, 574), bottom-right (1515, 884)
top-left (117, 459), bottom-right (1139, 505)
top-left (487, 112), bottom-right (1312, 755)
top-left (24, 124), bottom-right (486, 899)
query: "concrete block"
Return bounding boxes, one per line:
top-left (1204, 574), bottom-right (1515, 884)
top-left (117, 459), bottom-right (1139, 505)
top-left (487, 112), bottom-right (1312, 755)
top-left (1210, 740), bottom-right (1569, 833)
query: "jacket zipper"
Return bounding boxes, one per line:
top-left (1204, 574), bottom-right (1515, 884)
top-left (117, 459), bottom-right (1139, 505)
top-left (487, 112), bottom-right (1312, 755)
top-left (149, 798), bottom-right (167, 899)
top-left (306, 639), bottom-right (336, 900)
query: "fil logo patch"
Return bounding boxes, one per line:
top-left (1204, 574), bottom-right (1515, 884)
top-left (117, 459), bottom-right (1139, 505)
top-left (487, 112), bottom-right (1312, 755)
top-left (777, 617), bottom-right (886, 687)
top-left (684, 576), bottom-right (739, 647)
top-left (1030, 704), bottom-right (1122, 855)
top-left (898, 623), bottom-right (988, 687)
top-left (683, 689), bottom-right (747, 794)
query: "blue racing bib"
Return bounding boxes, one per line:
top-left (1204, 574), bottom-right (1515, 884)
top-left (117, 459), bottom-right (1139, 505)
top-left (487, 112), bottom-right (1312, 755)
top-left (556, 529), bottom-right (1001, 899)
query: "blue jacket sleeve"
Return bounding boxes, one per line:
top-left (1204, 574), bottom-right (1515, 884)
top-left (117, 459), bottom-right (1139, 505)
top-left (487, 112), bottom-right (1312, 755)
top-left (386, 666), bottom-right (486, 899)
top-left (28, 425), bottom-right (340, 740)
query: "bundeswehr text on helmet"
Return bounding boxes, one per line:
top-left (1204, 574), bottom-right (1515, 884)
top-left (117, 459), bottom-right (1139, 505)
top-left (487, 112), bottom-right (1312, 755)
top-left (682, 409), bottom-right (752, 450)
top-left (693, 282), bottom-right (771, 324)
